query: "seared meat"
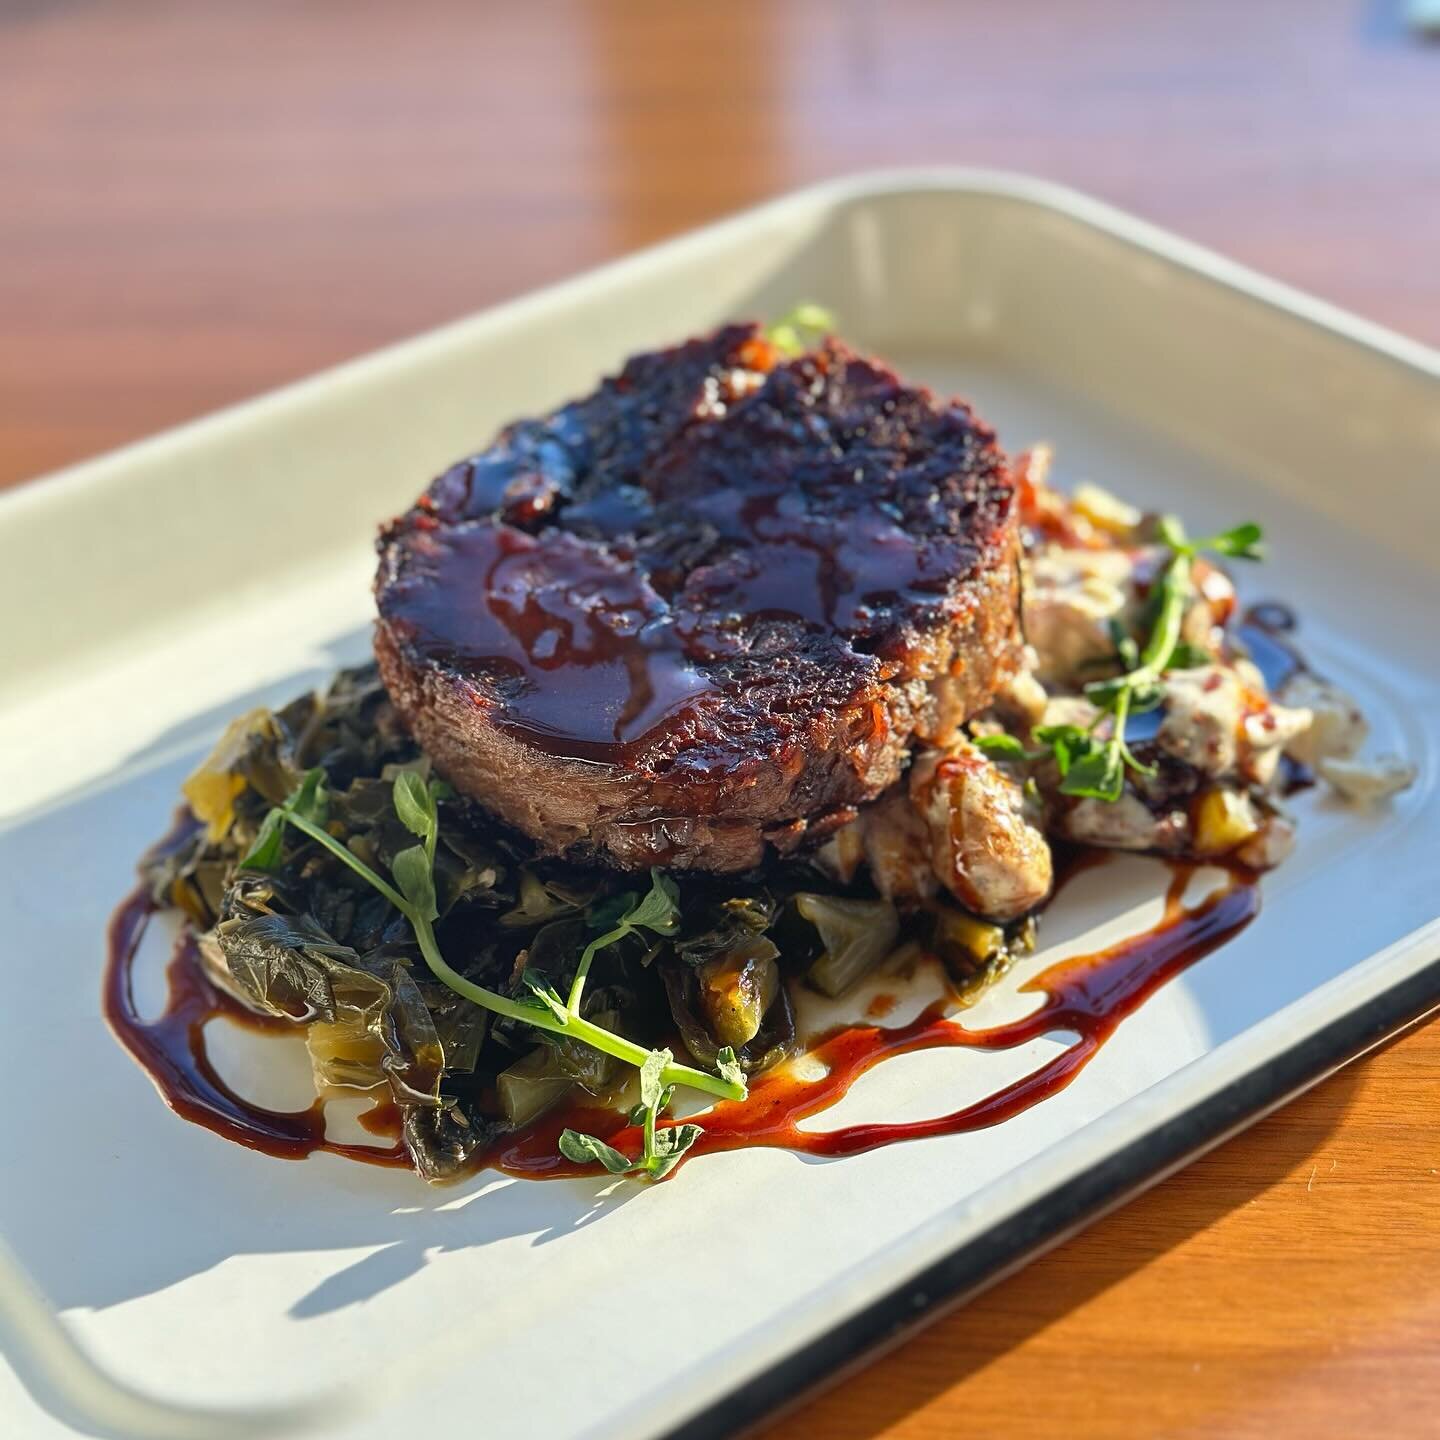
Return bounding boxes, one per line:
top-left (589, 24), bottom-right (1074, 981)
top-left (855, 789), bottom-right (935, 904)
top-left (821, 741), bottom-right (1052, 922)
top-left (375, 324), bottom-right (1023, 871)
top-left (909, 743), bottom-right (1053, 921)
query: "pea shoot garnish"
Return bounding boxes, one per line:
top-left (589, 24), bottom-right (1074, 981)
top-left (765, 303), bottom-right (835, 357)
top-left (240, 771), bottom-right (748, 1151)
top-left (557, 1044), bottom-right (741, 1182)
top-left (975, 518), bottom-right (1264, 803)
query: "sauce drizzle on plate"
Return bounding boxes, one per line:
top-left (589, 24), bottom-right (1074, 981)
top-left (105, 862), bottom-right (1258, 1180)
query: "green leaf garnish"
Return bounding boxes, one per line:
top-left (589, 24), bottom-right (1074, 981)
top-left (1082, 676), bottom-right (1127, 708)
top-left (239, 807), bottom-right (285, 872)
top-left (630, 1049), bottom-right (703, 1182)
top-left (1030, 514), bottom-right (1267, 803)
top-left (392, 769), bottom-right (435, 842)
top-left (290, 767), bottom-right (328, 826)
top-left (392, 844), bottom-right (438, 922)
top-left (971, 733), bottom-right (1034, 761)
top-left (627, 1084), bottom-right (674, 1128)
top-left (1194, 521), bottom-right (1264, 561)
top-left (1106, 617), bottom-right (1141, 671)
top-left (567, 869), bottom-right (682, 1013)
top-left (1126, 682), bottom-right (1165, 714)
top-left (522, 969), bottom-right (571, 1023)
top-left (562, 1048), bottom-right (703, 1182)
top-left (1155, 515), bottom-right (1187, 551)
top-left (1058, 745), bottom-right (1125, 803)
top-left (1031, 723), bottom-right (1096, 779)
top-left (625, 871), bottom-right (682, 936)
top-left (766, 303), bottom-right (836, 358)
top-left (1166, 641), bottom-right (1213, 670)
top-left (715, 1046), bottom-right (744, 1090)
top-left (1118, 740), bottom-right (1158, 779)
top-left (638, 1048), bottom-right (669, 1112)
top-left (644, 1123), bottom-right (703, 1181)
top-left (238, 767), bottom-right (328, 871)
top-left (558, 1130), bottom-right (634, 1174)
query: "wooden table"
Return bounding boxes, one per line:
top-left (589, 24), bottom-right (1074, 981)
top-left (4, 4), bottom-right (1438, 1435)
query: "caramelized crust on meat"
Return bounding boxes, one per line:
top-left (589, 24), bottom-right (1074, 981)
top-left (375, 324), bottom-right (1023, 871)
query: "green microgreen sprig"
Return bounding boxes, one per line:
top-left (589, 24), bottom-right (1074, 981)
top-left (974, 517), bottom-right (1265, 803)
top-left (567, 871), bottom-right (680, 1013)
top-left (238, 772), bottom-right (747, 1110)
top-left (765, 303), bottom-right (835, 357)
top-left (557, 1043), bottom-right (739, 1183)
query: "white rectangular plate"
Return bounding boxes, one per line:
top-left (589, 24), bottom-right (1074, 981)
top-left (2, 171), bottom-right (1438, 1440)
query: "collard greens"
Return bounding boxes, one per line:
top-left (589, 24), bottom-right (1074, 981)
top-left (145, 663), bottom-right (1023, 1181)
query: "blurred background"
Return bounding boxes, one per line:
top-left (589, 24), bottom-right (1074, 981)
top-left (1, 0), bottom-right (1437, 488)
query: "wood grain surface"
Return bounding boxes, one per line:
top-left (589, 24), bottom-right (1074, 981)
top-left (3, 3), bottom-right (1439, 1437)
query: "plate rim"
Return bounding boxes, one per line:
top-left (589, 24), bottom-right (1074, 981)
top-left (660, 927), bottom-right (1440, 1439)
top-left (3, 165), bottom-right (1436, 526)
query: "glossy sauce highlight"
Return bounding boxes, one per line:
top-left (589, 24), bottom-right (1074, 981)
top-left (378, 336), bottom-right (1002, 768)
top-left (103, 888), bottom-right (408, 1168)
top-left (106, 862), bottom-right (1257, 1181)
top-left (499, 864), bottom-right (1258, 1177)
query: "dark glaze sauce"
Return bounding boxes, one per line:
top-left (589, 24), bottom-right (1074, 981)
top-left (679, 493), bottom-right (963, 639)
top-left (500, 863), bottom-right (1259, 1178)
top-left (379, 333), bottom-right (1007, 768)
top-left (393, 499), bottom-right (971, 766)
top-left (1236, 602), bottom-right (1305, 695)
top-left (395, 522), bottom-right (713, 763)
top-left (106, 860), bottom-right (1257, 1181)
top-left (104, 888), bottom-right (408, 1168)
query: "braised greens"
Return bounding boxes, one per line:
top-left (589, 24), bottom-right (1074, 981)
top-left (245, 770), bottom-right (748, 1114)
top-left (146, 663), bottom-right (1028, 1183)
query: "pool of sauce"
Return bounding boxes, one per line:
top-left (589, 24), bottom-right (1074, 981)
top-left (500, 863), bottom-right (1258, 1177)
top-left (105, 860), bottom-right (1258, 1182)
top-left (104, 887), bottom-right (408, 1169)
